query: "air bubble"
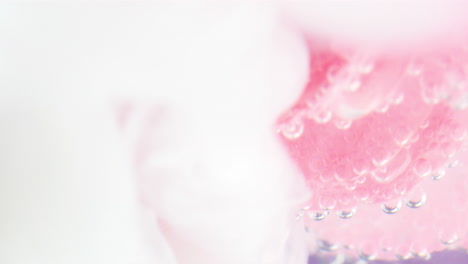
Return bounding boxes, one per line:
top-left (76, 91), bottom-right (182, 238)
top-left (357, 62), bottom-right (374, 74)
top-left (372, 147), bottom-right (391, 167)
top-left (394, 182), bottom-right (407, 195)
top-left (355, 175), bottom-right (367, 184)
top-left (346, 79), bottom-right (361, 92)
top-left (441, 142), bottom-right (457, 158)
top-left (354, 189), bottom-right (370, 201)
top-left (318, 240), bottom-right (339, 252)
top-left (406, 61), bottom-right (423, 76)
top-left (451, 126), bottom-right (466, 141)
top-left (431, 169), bottom-right (446, 180)
top-left (281, 119), bottom-right (304, 140)
top-left (419, 119), bottom-right (430, 129)
top-left (352, 158), bottom-right (370, 175)
top-left (308, 210), bottom-right (329, 221)
top-left (392, 93), bottom-right (405, 105)
top-left (440, 233), bottom-right (459, 245)
top-left (375, 103), bottom-right (390, 113)
top-left (319, 196), bottom-right (337, 210)
top-left (406, 192), bottom-right (427, 208)
top-left (382, 200), bottom-right (402, 214)
top-left (335, 119), bottom-right (353, 130)
top-left (359, 247), bottom-right (377, 261)
top-left (327, 65), bottom-right (342, 83)
top-left (393, 126), bottom-right (412, 146)
top-left (447, 159), bottom-right (459, 168)
top-left (413, 159), bottom-right (432, 177)
top-left (420, 75), bottom-right (443, 104)
top-left (338, 207), bottom-right (356, 219)
top-left (295, 209), bottom-right (305, 221)
top-left (344, 181), bottom-right (357, 191)
top-left (308, 107), bottom-right (332, 124)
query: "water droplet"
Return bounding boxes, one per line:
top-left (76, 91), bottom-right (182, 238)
top-left (318, 240), bottom-right (339, 252)
top-left (372, 147), bottom-right (391, 167)
top-left (406, 192), bottom-right (427, 208)
top-left (431, 168), bottom-right (445, 181)
top-left (413, 158), bottom-right (432, 177)
top-left (382, 200), bottom-right (402, 214)
top-left (353, 158), bottom-right (370, 175)
top-left (338, 207), bottom-right (357, 219)
top-left (335, 119), bottom-right (352, 130)
top-left (281, 119), bottom-right (304, 140)
top-left (393, 127), bottom-right (412, 146)
top-left (308, 210), bottom-right (329, 221)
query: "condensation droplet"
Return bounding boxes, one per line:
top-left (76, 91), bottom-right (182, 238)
top-left (413, 159), bottom-right (432, 177)
top-left (338, 207), bottom-right (356, 219)
top-left (308, 210), bottom-right (329, 221)
top-left (431, 168), bottom-right (446, 180)
top-left (406, 192), bottom-right (427, 208)
top-left (335, 119), bottom-right (353, 130)
top-left (382, 200), bottom-right (402, 214)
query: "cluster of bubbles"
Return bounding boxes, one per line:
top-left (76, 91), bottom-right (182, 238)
top-left (281, 43), bottom-right (468, 262)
